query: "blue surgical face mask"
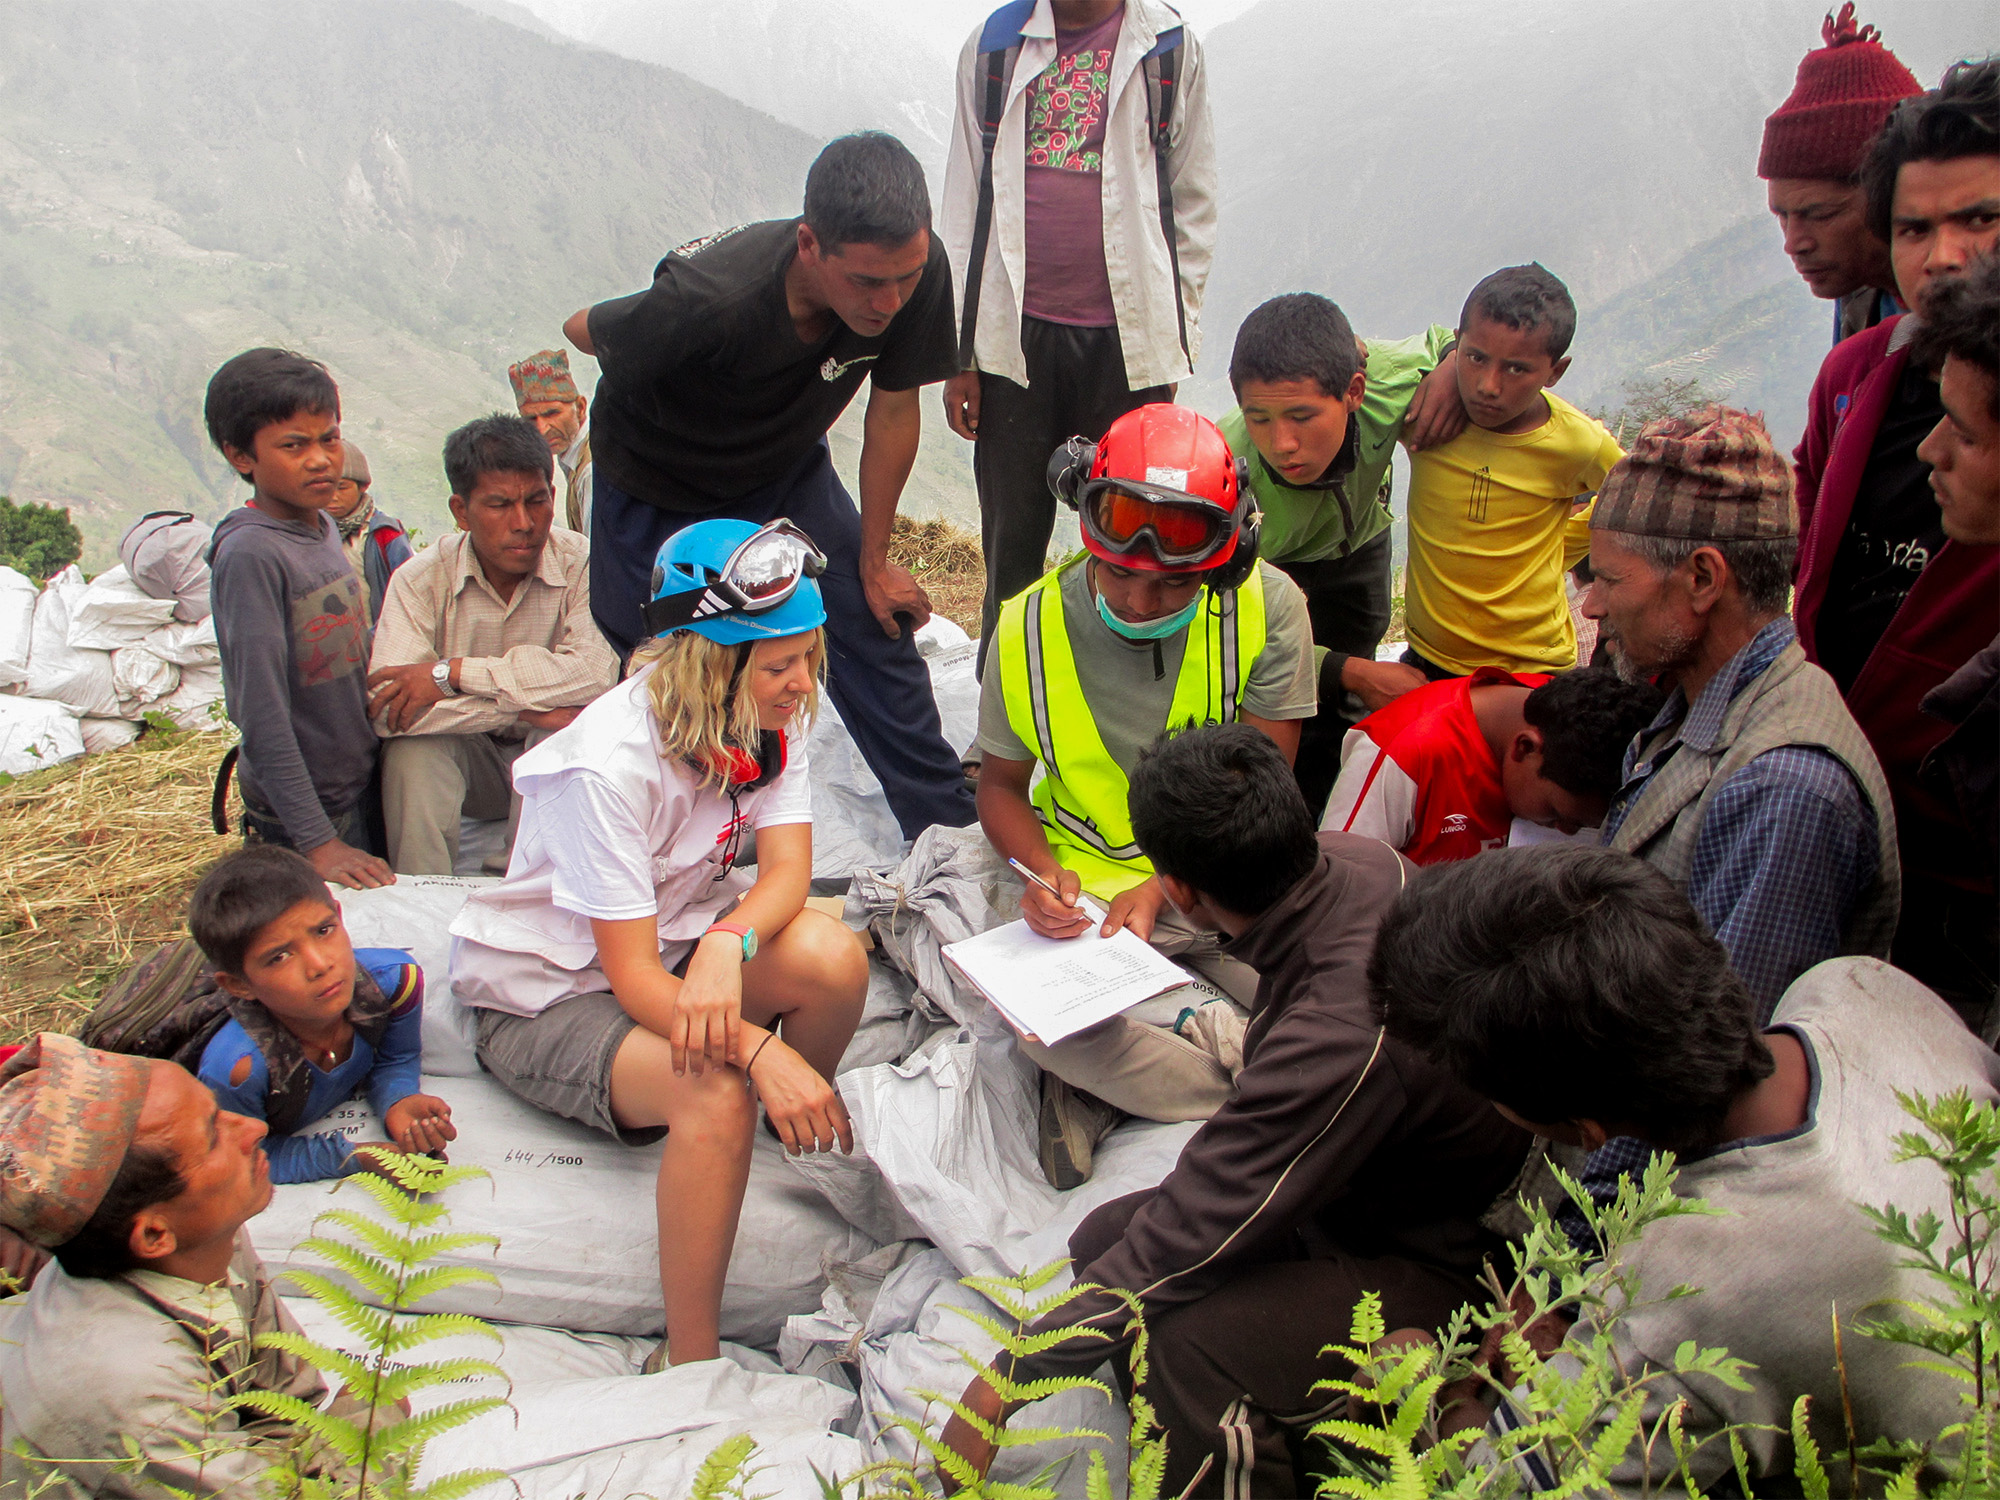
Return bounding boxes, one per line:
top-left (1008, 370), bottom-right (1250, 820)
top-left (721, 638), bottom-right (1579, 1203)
top-left (1096, 588), bottom-right (1202, 641)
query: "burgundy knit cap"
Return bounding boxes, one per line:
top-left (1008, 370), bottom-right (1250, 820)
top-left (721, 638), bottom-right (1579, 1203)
top-left (1591, 406), bottom-right (1798, 542)
top-left (0, 1034), bottom-right (153, 1249)
top-left (1759, 4), bottom-right (1922, 181)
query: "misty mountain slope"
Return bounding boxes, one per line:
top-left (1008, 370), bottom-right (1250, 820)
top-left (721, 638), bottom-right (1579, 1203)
top-left (514, 0), bottom-right (966, 180)
top-left (1192, 0), bottom-right (1987, 416)
top-left (0, 0), bottom-right (821, 554)
top-left (1571, 215), bottom-right (1833, 449)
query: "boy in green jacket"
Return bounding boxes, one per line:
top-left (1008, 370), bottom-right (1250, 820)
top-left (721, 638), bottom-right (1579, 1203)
top-left (1218, 293), bottom-right (1463, 808)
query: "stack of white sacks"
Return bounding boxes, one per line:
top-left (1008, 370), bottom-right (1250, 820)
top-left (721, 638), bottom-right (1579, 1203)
top-left (0, 524), bottom-right (226, 776)
top-left (256, 826), bottom-right (1185, 1500)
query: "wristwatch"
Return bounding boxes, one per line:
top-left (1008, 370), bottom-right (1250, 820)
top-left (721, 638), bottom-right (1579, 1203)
top-left (431, 659), bottom-right (458, 696)
top-left (705, 921), bottom-right (758, 961)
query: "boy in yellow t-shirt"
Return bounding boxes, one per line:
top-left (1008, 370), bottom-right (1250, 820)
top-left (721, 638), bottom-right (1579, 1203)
top-left (1403, 264), bottom-right (1624, 677)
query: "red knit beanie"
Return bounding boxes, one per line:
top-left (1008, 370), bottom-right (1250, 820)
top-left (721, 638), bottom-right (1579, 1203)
top-left (1759, 4), bottom-right (1922, 182)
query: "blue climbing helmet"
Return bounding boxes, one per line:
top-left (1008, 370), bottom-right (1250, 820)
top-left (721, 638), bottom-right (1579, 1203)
top-left (642, 518), bottom-right (829, 645)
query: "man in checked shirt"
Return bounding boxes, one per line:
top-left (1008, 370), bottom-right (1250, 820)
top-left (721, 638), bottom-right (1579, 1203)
top-left (365, 414), bottom-right (619, 875)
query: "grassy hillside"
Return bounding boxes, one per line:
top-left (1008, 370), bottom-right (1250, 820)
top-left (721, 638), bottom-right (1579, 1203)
top-left (0, 0), bottom-right (986, 562)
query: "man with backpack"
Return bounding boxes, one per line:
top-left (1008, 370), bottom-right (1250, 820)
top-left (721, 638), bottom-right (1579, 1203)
top-left (941, 0), bottom-right (1217, 667)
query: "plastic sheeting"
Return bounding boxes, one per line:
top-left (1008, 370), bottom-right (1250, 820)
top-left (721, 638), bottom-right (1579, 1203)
top-left (26, 567), bottom-right (120, 718)
top-left (119, 511), bottom-right (214, 623)
top-left (335, 875), bottom-right (493, 1078)
top-left (66, 565), bottom-right (178, 650)
top-left (783, 1032), bottom-right (1198, 1498)
top-left (279, 1297), bottom-right (868, 1500)
top-left (420, 1360), bottom-right (867, 1500)
top-left (0, 693), bottom-right (85, 777)
top-left (111, 645), bottom-right (178, 709)
top-left (162, 662), bottom-right (225, 730)
top-left (0, 565), bottom-right (35, 688)
top-left (248, 1074), bottom-right (882, 1349)
top-left (808, 614), bottom-right (980, 882)
top-left (80, 716), bottom-right (144, 755)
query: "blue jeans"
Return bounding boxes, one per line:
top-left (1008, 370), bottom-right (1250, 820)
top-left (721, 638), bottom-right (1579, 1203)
top-left (591, 443), bottom-right (976, 839)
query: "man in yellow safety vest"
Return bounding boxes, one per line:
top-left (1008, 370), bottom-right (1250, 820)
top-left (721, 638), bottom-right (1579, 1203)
top-left (974, 403), bottom-right (1317, 1183)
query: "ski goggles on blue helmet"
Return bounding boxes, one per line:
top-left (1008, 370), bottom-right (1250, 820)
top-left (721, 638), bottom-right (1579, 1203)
top-left (642, 518), bottom-right (829, 645)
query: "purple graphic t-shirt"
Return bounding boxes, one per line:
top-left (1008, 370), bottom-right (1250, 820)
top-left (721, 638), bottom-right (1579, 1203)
top-left (1021, 5), bottom-right (1122, 327)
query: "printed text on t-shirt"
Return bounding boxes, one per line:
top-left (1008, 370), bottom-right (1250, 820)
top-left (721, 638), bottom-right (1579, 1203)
top-left (1028, 46), bottom-right (1113, 172)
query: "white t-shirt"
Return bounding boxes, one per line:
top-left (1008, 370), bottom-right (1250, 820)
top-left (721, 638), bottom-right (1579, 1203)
top-left (448, 666), bottom-right (812, 1016)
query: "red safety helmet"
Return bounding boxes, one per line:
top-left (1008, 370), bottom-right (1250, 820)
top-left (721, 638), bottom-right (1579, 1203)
top-left (1047, 404), bottom-right (1261, 589)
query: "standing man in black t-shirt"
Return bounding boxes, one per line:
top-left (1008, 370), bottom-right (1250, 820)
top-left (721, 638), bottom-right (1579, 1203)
top-left (563, 132), bottom-right (976, 836)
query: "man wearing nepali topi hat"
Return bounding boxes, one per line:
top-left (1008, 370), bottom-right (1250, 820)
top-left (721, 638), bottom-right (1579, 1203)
top-left (1759, 4), bottom-right (1922, 346)
top-left (0, 1034), bottom-right (381, 1498)
top-left (1582, 405), bottom-right (1899, 1022)
top-left (510, 347), bottom-right (593, 535)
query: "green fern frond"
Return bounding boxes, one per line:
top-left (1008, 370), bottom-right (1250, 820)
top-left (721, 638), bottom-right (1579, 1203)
top-left (389, 1264), bottom-right (503, 1308)
top-left (946, 1307), bottom-right (1111, 1356)
top-left (369, 1395), bottom-right (513, 1455)
top-left (1790, 1395), bottom-right (1830, 1499)
top-left (691, 1432), bottom-right (757, 1499)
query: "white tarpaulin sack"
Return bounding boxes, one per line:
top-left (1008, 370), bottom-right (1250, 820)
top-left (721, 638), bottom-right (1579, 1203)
top-left (0, 694), bottom-right (85, 777)
top-left (118, 511), bottom-right (213, 622)
top-left (66, 565), bottom-right (178, 650)
top-left (111, 645), bottom-right (180, 711)
top-left (142, 615), bottom-right (220, 667)
top-left (808, 616), bottom-right (981, 881)
top-left (334, 876), bottom-right (493, 1077)
top-left (26, 567), bottom-right (120, 719)
top-left (80, 716), bottom-right (143, 755)
top-left (282, 1296), bottom-right (867, 1500)
top-left (248, 1073), bottom-right (881, 1348)
top-left (0, 565), bottom-right (36, 688)
top-left (163, 662), bottom-right (224, 730)
top-left (781, 1041), bottom-right (1197, 1500)
top-left (419, 1359), bottom-right (866, 1500)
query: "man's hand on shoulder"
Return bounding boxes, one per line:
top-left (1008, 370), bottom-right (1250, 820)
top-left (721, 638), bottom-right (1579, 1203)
top-left (1342, 656), bottom-right (1428, 714)
top-left (307, 839), bottom-right (395, 890)
top-left (367, 662), bottom-right (448, 733)
top-left (861, 557), bottom-right (933, 640)
top-left (1403, 350), bottom-right (1469, 452)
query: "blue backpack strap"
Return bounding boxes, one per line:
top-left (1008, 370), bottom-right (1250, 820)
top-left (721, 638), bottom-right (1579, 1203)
top-left (1143, 25), bottom-right (1189, 364)
top-left (959, 1), bottom-right (1036, 368)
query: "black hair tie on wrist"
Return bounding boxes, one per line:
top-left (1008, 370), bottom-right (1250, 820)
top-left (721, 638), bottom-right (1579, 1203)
top-left (744, 1032), bottom-right (775, 1086)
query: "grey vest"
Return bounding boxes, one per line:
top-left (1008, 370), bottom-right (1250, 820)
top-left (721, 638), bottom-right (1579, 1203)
top-left (1608, 640), bottom-right (1900, 960)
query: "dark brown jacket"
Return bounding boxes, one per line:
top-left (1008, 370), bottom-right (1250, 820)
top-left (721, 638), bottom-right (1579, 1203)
top-left (1015, 832), bottom-right (1531, 1381)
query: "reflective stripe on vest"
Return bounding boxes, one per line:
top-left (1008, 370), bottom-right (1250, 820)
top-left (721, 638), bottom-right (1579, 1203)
top-left (997, 562), bottom-right (1268, 895)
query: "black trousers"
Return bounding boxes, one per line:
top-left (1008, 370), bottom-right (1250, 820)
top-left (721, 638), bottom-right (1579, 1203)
top-left (974, 318), bottom-right (1170, 672)
top-left (1070, 1191), bottom-right (1480, 1499)
top-left (1276, 531), bottom-right (1396, 818)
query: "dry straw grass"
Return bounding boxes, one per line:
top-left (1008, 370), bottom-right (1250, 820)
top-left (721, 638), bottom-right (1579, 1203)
top-left (0, 726), bottom-right (239, 1043)
top-left (889, 515), bottom-right (985, 635)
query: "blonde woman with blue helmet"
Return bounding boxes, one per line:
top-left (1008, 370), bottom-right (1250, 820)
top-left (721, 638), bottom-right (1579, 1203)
top-left (448, 518), bottom-right (867, 1368)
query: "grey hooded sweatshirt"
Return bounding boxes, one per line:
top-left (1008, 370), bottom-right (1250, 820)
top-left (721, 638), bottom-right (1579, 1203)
top-left (207, 505), bottom-right (376, 851)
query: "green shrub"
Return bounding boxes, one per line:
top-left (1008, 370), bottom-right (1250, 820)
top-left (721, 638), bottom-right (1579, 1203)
top-left (0, 498), bottom-right (82, 583)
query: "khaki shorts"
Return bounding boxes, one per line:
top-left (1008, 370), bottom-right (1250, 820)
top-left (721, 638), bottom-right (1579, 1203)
top-left (475, 993), bottom-right (668, 1146)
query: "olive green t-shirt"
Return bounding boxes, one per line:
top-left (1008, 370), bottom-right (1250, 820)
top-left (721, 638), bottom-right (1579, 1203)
top-left (1219, 324), bottom-right (1455, 565)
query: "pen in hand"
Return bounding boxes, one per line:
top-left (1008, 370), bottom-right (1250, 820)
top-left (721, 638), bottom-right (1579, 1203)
top-left (1007, 857), bottom-right (1107, 925)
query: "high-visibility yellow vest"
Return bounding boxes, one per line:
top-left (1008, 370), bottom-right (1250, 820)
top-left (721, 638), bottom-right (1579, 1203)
top-left (996, 561), bottom-right (1269, 897)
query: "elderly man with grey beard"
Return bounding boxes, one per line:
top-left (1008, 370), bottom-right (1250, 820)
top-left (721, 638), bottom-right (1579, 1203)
top-left (1580, 404), bottom-right (1899, 1022)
